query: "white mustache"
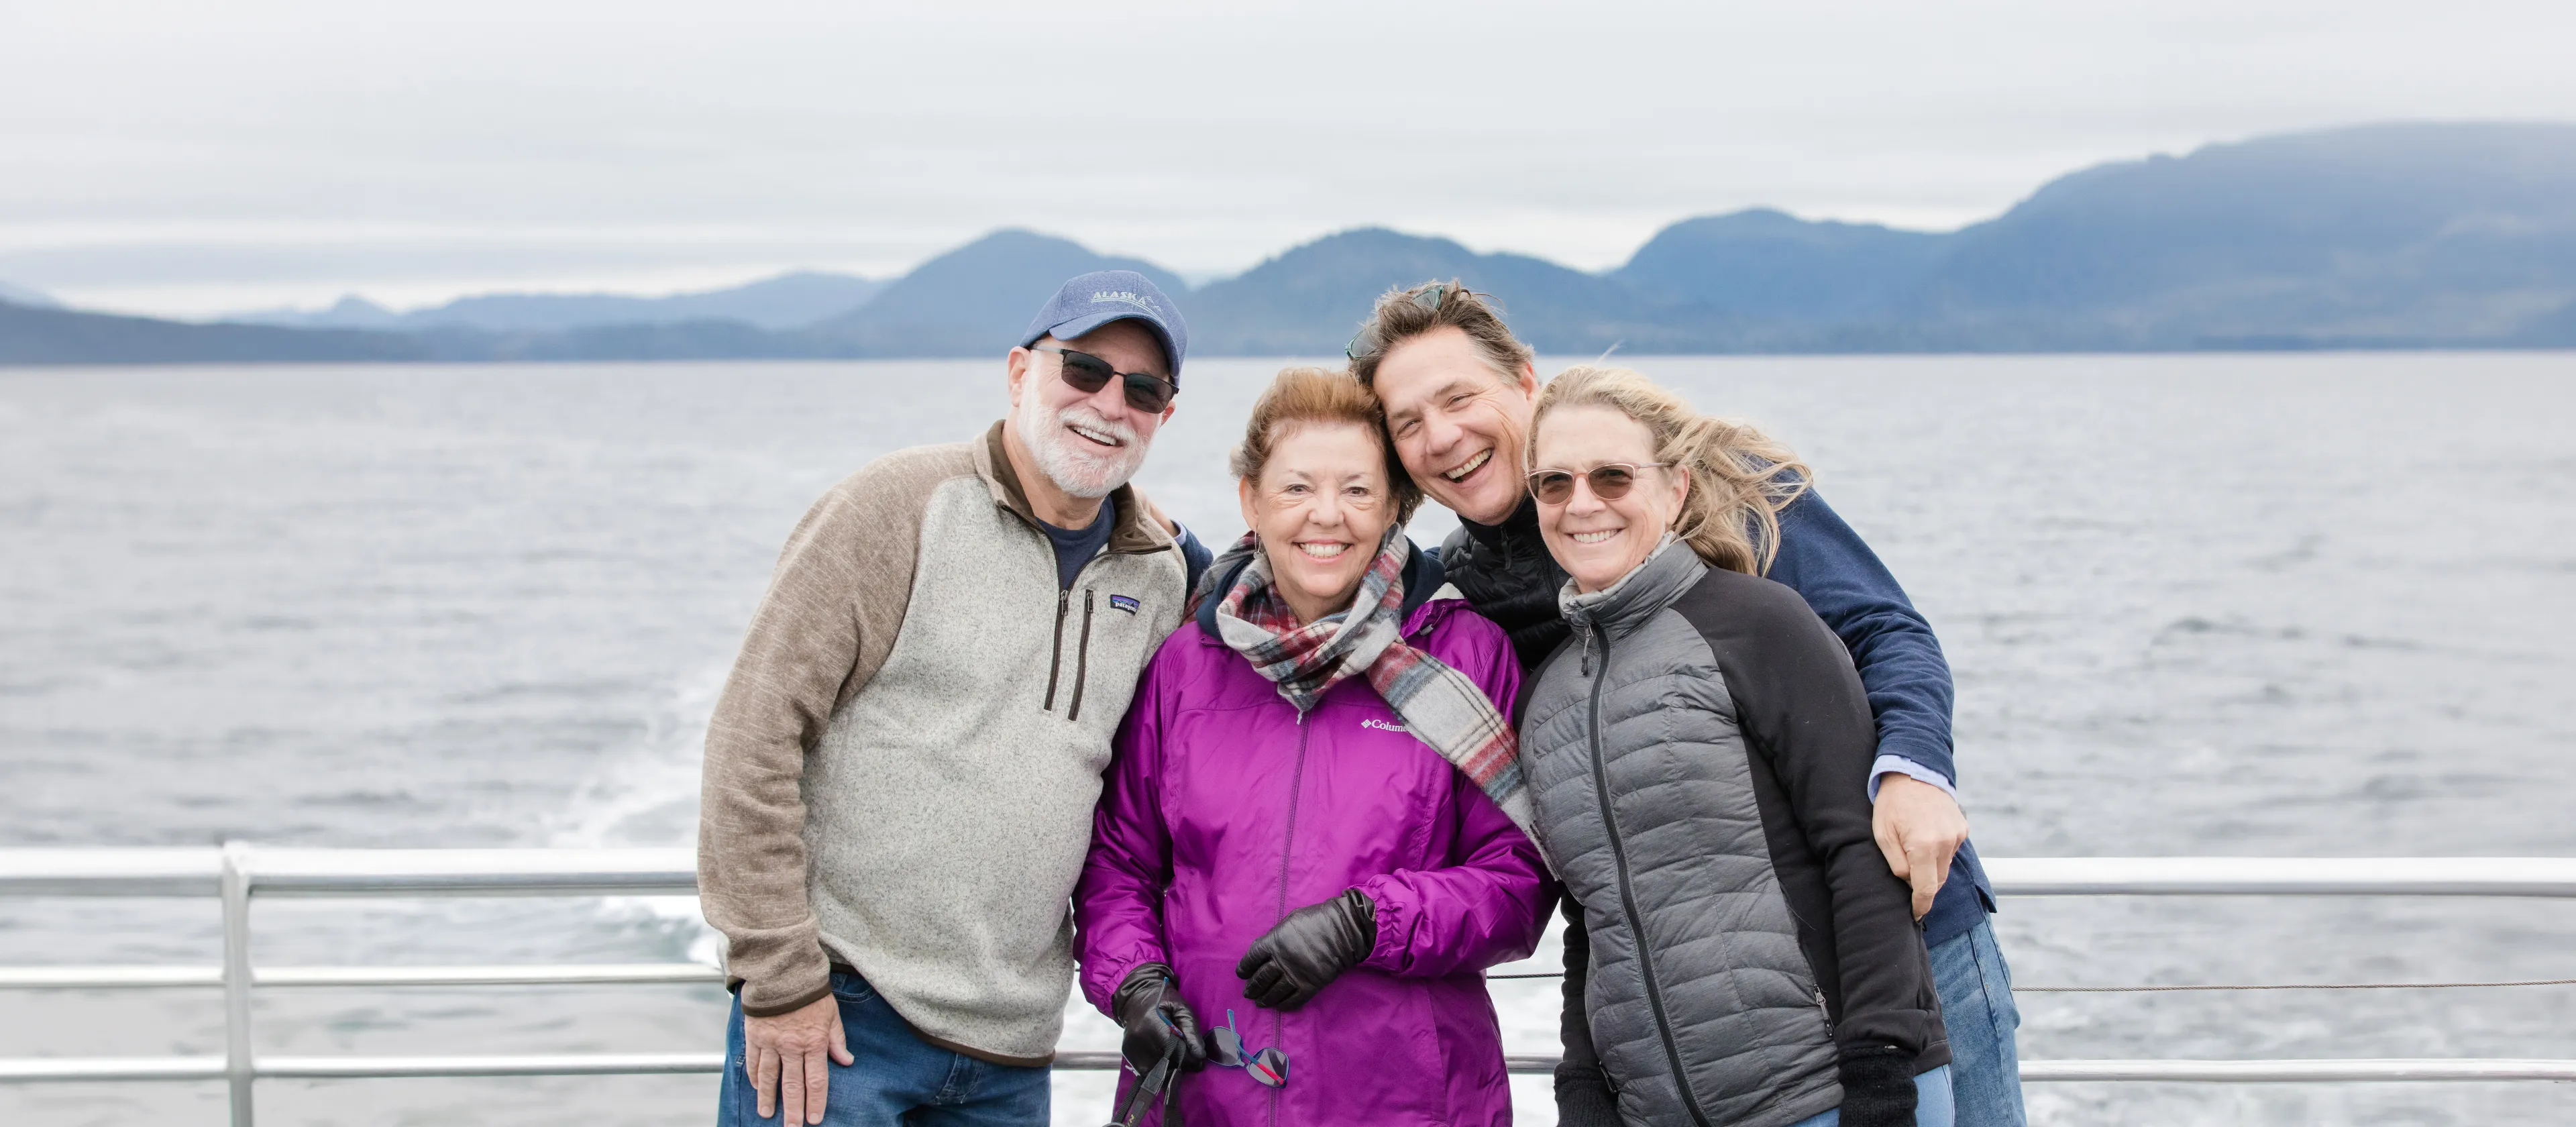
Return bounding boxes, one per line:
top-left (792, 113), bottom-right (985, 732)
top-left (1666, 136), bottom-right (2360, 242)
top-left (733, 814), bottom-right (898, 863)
top-left (1057, 405), bottom-right (1136, 448)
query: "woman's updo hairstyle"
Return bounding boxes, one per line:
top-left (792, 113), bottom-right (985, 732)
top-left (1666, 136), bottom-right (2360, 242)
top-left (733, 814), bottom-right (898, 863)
top-left (1345, 280), bottom-right (1536, 393)
top-left (1527, 365), bottom-right (1813, 576)
top-left (1230, 366), bottom-right (1423, 525)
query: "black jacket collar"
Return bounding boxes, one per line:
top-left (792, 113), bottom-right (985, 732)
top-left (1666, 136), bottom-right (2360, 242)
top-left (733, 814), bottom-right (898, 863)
top-left (1460, 496), bottom-right (1541, 551)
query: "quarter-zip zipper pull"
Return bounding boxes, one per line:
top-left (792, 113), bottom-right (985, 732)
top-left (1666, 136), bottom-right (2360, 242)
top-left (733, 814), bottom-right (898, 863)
top-left (1042, 586), bottom-right (1072, 712)
top-left (1067, 588), bottom-right (1098, 721)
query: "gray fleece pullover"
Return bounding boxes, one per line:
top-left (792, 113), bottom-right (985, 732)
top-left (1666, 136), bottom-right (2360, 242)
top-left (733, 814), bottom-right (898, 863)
top-left (697, 422), bottom-right (1188, 1064)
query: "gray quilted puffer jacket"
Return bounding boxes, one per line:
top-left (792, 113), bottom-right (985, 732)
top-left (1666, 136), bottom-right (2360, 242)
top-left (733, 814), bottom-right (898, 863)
top-left (1520, 540), bottom-right (1947, 1127)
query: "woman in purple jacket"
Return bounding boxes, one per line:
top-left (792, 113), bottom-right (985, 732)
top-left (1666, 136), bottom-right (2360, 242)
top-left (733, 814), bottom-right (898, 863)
top-left (1073, 366), bottom-right (1552, 1127)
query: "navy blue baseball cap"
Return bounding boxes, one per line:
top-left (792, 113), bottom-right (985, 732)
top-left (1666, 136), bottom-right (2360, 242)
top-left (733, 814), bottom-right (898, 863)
top-left (1020, 270), bottom-right (1189, 382)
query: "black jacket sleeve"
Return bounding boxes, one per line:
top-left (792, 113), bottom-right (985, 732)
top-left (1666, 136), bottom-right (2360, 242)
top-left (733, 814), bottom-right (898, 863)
top-left (1676, 570), bottom-right (1947, 1064)
top-left (1556, 895), bottom-right (1601, 1071)
top-left (1552, 896), bottom-right (1624, 1124)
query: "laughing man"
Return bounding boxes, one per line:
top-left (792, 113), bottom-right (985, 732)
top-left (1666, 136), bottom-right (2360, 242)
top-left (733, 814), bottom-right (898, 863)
top-left (698, 271), bottom-right (1212, 1126)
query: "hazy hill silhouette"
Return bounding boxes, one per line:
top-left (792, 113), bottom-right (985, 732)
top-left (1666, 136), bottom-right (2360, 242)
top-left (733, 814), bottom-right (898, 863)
top-left (1891, 121), bottom-right (2576, 346)
top-left (238, 270), bottom-right (884, 333)
top-left (10, 121), bottom-right (2576, 364)
top-left (1185, 227), bottom-right (1646, 355)
top-left (801, 229), bottom-right (1187, 356)
top-left (1610, 209), bottom-right (1947, 322)
top-left (0, 302), bottom-right (427, 365)
top-left (1181, 123), bottom-right (2576, 352)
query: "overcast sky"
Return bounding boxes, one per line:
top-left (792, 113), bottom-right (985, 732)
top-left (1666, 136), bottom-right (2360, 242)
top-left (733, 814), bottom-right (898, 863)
top-left (5, 0), bottom-right (2575, 317)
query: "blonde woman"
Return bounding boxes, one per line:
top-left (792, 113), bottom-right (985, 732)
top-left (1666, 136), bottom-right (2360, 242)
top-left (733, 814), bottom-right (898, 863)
top-left (1514, 366), bottom-right (1952, 1127)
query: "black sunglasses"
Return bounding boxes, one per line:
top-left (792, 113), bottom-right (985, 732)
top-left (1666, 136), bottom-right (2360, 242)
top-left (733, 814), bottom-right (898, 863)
top-left (1032, 346), bottom-right (1176, 413)
top-left (1526, 463), bottom-right (1672, 505)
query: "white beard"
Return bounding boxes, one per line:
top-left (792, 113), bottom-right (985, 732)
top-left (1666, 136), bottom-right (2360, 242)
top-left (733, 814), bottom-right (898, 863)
top-left (1018, 391), bottom-right (1148, 499)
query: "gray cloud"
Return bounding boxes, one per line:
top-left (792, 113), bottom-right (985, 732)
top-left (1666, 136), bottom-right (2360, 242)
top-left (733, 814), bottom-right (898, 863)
top-left (7, 0), bottom-right (2575, 315)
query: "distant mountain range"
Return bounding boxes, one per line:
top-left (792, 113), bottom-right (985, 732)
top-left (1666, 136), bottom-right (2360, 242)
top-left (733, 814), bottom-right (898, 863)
top-left (232, 270), bottom-right (885, 333)
top-left (7, 121), bottom-right (2575, 365)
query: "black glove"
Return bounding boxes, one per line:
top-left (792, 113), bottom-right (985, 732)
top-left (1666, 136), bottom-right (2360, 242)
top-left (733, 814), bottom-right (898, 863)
top-left (1111, 963), bottom-right (1207, 1075)
top-left (1835, 1042), bottom-right (1918, 1127)
top-left (1235, 888), bottom-right (1376, 1010)
top-left (1552, 1061), bottom-right (1622, 1127)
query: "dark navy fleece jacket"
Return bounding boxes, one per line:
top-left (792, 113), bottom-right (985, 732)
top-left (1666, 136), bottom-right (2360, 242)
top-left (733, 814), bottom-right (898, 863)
top-left (1766, 490), bottom-right (1993, 944)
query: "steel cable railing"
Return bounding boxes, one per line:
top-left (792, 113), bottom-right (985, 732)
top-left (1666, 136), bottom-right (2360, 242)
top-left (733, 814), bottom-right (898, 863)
top-left (1489, 971), bottom-right (2576, 991)
top-left (4, 847), bottom-right (2575, 1125)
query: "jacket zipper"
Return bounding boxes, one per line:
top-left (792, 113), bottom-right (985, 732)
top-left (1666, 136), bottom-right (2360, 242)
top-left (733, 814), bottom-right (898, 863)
top-left (1582, 629), bottom-right (1715, 1127)
top-left (1024, 500), bottom-right (1175, 716)
top-left (1042, 587), bottom-right (1071, 711)
top-left (1067, 588), bottom-right (1097, 722)
top-left (1268, 710), bottom-right (1311, 1127)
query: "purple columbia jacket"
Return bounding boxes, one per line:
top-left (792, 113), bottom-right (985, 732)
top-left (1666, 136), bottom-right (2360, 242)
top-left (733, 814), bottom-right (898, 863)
top-left (1073, 596), bottom-right (1551, 1127)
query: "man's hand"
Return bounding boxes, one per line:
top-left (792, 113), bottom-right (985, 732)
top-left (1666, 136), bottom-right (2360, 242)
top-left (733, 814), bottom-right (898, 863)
top-left (743, 992), bottom-right (854, 1126)
top-left (1872, 773), bottom-right (1968, 920)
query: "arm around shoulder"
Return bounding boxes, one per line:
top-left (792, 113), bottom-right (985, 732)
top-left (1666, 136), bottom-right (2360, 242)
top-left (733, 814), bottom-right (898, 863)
top-left (1682, 574), bottom-right (1943, 1059)
top-left (1770, 490), bottom-right (1958, 784)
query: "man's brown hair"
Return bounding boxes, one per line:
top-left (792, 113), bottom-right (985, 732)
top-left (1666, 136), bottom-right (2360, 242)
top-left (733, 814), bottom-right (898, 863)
top-left (1344, 280), bottom-right (1535, 393)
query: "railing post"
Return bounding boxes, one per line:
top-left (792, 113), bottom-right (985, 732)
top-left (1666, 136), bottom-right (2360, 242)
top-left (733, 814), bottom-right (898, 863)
top-left (220, 841), bottom-right (255, 1127)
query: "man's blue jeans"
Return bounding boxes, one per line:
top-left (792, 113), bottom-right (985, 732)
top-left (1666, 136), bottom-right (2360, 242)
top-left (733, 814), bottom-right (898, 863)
top-left (1927, 918), bottom-right (2026, 1127)
top-left (720, 971), bottom-right (1049, 1127)
top-left (1785, 1065), bottom-right (1955, 1127)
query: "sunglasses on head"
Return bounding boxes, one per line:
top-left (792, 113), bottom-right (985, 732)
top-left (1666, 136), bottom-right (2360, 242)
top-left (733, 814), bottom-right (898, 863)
top-left (1211, 1009), bottom-right (1289, 1088)
top-left (1344, 282), bottom-right (1477, 360)
top-left (1526, 463), bottom-right (1673, 505)
top-left (1032, 346), bottom-right (1176, 413)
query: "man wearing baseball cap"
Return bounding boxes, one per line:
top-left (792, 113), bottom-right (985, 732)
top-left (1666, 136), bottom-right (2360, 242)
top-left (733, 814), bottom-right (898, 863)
top-left (699, 270), bottom-right (1212, 1126)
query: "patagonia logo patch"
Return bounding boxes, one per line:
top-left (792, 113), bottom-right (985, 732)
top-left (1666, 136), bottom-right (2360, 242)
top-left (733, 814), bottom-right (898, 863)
top-left (1361, 718), bottom-right (1409, 733)
top-left (1110, 594), bottom-right (1140, 614)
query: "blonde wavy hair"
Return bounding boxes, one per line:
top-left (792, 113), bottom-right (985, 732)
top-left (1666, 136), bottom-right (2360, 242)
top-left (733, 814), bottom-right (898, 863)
top-left (1526, 365), bottom-right (1813, 576)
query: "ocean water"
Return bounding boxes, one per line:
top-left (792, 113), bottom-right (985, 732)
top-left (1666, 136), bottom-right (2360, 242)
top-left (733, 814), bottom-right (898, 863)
top-left (3, 353), bottom-right (2573, 1126)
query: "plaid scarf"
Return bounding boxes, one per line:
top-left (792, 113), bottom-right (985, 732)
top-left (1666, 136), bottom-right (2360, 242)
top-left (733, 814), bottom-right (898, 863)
top-left (1208, 528), bottom-right (1534, 840)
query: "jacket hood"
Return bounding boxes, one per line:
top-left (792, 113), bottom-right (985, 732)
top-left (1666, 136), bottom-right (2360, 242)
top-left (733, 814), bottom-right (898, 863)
top-left (1560, 534), bottom-right (1707, 644)
top-left (1192, 535), bottom-right (1450, 639)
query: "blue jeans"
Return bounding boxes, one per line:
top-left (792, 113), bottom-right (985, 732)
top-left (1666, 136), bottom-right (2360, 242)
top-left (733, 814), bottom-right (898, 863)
top-left (1927, 918), bottom-right (2026, 1127)
top-left (720, 971), bottom-right (1050, 1127)
top-left (1785, 1065), bottom-right (1954, 1127)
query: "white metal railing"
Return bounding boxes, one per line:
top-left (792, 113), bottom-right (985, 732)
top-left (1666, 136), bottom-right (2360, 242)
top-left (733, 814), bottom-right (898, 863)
top-left (3, 846), bottom-right (2573, 1125)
